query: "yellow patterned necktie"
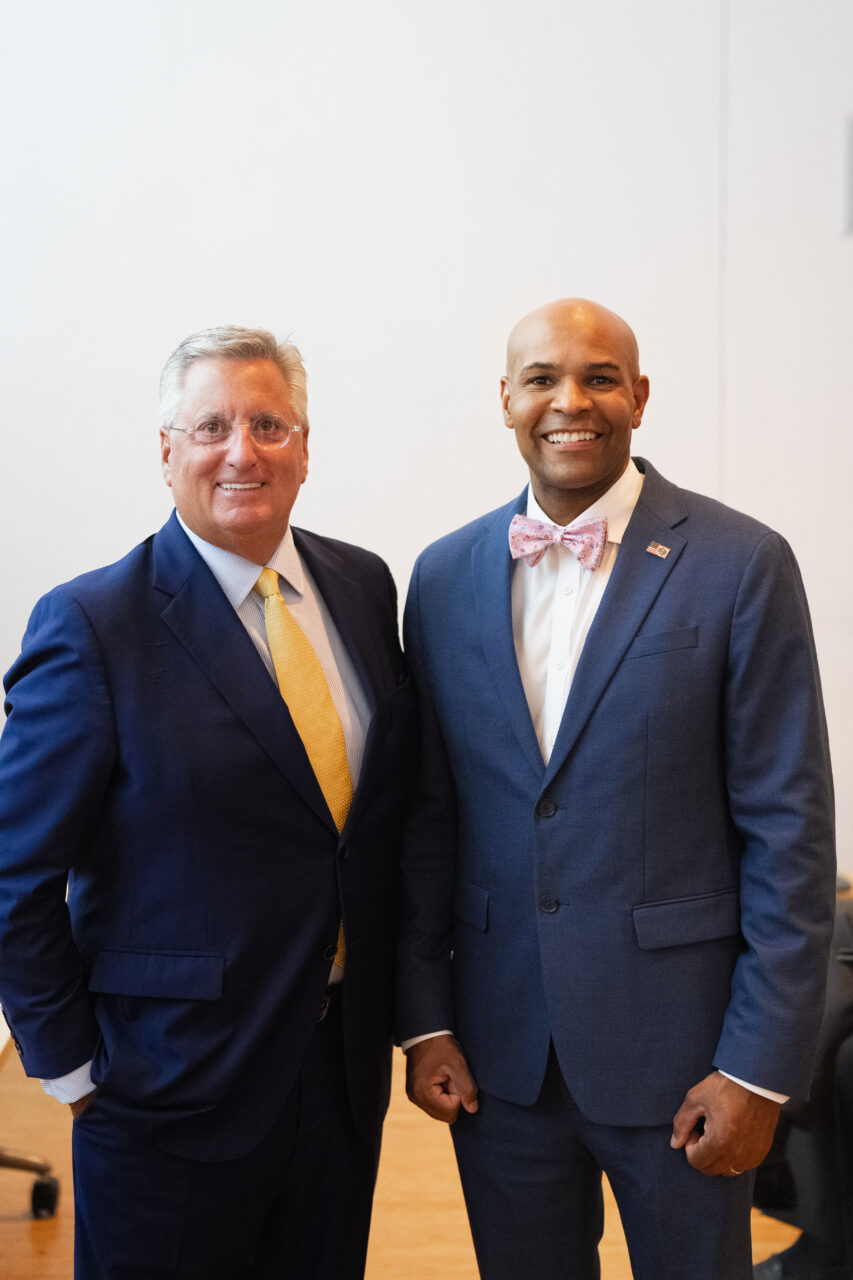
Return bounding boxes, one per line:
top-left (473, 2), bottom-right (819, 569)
top-left (255, 567), bottom-right (351, 966)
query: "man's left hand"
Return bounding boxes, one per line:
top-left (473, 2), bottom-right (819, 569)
top-left (670, 1071), bottom-right (781, 1176)
top-left (69, 1089), bottom-right (97, 1119)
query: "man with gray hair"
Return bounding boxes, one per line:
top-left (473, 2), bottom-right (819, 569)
top-left (0, 327), bottom-right (415, 1278)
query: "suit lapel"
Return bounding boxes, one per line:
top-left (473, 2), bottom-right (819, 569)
top-left (471, 492), bottom-right (545, 779)
top-left (292, 529), bottom-right (384, 720)
top-left (152, 515), bottom-right (334, 831)
top-left (292, 528), bottom-right (397, 832)
top-left (543, 461), bottom-right (689, 788)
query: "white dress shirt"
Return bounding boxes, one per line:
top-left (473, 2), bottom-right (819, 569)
top-left (43, 517), bottom-right (369, 1103)
top-left (405, 465), bottom-right (785, 1104)
top-left (512, 461), bottom-right (642, 764)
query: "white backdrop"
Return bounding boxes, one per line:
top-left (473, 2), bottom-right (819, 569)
top-left (1, 1), bottom-right (850, 868)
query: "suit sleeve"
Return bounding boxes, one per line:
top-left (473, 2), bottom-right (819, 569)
top-left (0, 589), bottom-right (115, 1077)
top-left (713, 531), bottom-right (836, 1097)
top-left (396, 555), bottom-right (457, 1043)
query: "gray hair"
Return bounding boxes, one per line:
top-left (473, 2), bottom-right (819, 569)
top-left (159, 326), bottom-right (309, 428)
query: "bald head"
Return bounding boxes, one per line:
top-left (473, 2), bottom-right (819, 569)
top-left (506, 298), bottom-right (641, 383)
top-left (500, 296), bottom-right (650, 525)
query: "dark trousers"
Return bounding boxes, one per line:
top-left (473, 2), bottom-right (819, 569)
top-left (451, 1046), bottom-right (755, 1280)
top-left (72, 996), bottom-right (379, 1280)
top-left (837, 1035), bottom-right (853, 1265)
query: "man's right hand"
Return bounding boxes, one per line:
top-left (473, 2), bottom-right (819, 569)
top-left (69, 1090), bottom-right (97, 1119)
top-left (405, 1034), bottom-right (479, 1122)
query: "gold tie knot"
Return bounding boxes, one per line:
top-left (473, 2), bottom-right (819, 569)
top-left (255, 567), bottom-right (281, 600)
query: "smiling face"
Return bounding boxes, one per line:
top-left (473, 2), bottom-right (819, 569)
top-left (160, 357), bottom-right (309, 564)
top-left (501, 299), bottom-right (650, 525)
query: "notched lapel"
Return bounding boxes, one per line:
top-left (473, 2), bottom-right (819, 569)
top-left (471, 498), bottom-right (544, 779)
top-left (292, 530), bottom-right (385, 720)
top-left (294, 529), bottom-right (405, 831)
top-left (544, 481), bottom-right (687, 787)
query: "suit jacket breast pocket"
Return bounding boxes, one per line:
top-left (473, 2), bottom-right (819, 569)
top-left (624, 626), bottom-right (699, 661)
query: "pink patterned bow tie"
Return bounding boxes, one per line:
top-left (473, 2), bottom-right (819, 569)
top-left (508, 513), bottom-right (609, 571)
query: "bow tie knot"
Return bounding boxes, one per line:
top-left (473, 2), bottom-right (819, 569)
top-left (509, 513), bottom-right (608, 571)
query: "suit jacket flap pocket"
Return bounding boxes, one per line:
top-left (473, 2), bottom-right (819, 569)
top-left (88, 949), bottom-right (225, 1000)
top-left (454, 878), bottom-right (489, 932)
top-left (625, 626), bottom-right (699, 660)
top-left (632, 888), bottom-right (740, 950)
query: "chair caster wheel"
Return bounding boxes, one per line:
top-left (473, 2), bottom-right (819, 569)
top-left (32, 1174), bottom-right (60, 1218)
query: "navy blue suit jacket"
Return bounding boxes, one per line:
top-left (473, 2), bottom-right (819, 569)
top-left (0, 512), bottom-right (414, 1159)
top-left (398, 459), bottom-right (835, 1125)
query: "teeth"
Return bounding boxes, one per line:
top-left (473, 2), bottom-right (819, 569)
top-left (545, 431), bottom-right (598, 443)
top-left (219, 483), bottom-right (262, 490)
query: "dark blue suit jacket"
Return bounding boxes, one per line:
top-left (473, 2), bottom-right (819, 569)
top-left (398, 459), bottom-right (835, 1125)
top-left (0, 512), bottom-right (414, 1159)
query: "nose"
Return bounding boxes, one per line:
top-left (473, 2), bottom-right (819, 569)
top-left (223, 423), bottom-right (260, 465)
top-left (552, 378), bottom-right (592, 415)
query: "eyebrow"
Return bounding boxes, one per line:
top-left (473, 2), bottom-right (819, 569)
top-left (190, 411), bottom-right (228, 425)
top-left (517, 360), bottom-right (623, 375)
top-left (191, 411), bottom-right (285, 423)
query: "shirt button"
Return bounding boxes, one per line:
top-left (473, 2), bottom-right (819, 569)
top-left (555, 660), bottom-right (565, 671)
top-left (539, 894), bottom-right (560, 913)
top-left (536, 797), bottom-right (557, 818)
top-left (562, 585), bottom-right (574, 596)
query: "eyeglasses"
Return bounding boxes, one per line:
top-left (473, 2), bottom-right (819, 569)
top-left (169, 419), bottom-right (303, 450)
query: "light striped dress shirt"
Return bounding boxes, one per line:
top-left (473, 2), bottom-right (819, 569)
top-left (178, 516), bottom-right (371, 784)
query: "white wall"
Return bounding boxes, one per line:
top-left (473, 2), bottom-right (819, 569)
top-left (0, 0), bottom-right (725, 600)
top-left (0, 2), bottom-right (849, 923)
top-left (725, 0), bottom-right (853, 864)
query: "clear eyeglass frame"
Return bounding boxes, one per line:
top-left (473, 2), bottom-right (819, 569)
top-left (168, 421), bottom-right (303, 451)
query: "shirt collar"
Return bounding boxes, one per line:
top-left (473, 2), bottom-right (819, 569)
top-left (525, 458), bottom-right (643, 546)
top-left (176, 515), bottom-right (305, 607)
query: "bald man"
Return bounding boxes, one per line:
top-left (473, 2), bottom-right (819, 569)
top-left (397, 300), bottom-right (835, 1280)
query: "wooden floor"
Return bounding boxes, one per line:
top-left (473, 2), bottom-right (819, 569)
top-left (0, 1043), bottom-right (798, 1278)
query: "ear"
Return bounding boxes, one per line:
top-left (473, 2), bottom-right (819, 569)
top-left (500, 376), bottom-right (514, 429)
top-left (299, 422), bottom-right (310, 485)
top-left (632, 375), bottom-right (650, 429)
top-left (160, 427), bottom-right (173, 487)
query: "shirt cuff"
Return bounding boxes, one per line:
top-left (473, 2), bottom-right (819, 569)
top-left (401, 1030), bottom-right (453, 1053)
top-left (40, 1061), bottom-right (94, 1103)
top-left (718, 1070), bottom-right (788, 1104)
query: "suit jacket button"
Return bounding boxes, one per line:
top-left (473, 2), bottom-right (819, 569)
top-left (338, 845), bottom-right (350, 862)
top-left (536, 797), bottom-right (557, 818)
top-left (323, 944), bottom-right (337, 961)
top-left (539, 894), bottom-right (559, 913)
top-left (13, 1038), bottom-right (23, 1054)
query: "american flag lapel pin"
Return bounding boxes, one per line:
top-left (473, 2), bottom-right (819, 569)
top-left (646, 541), bottom-right (671, 559)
